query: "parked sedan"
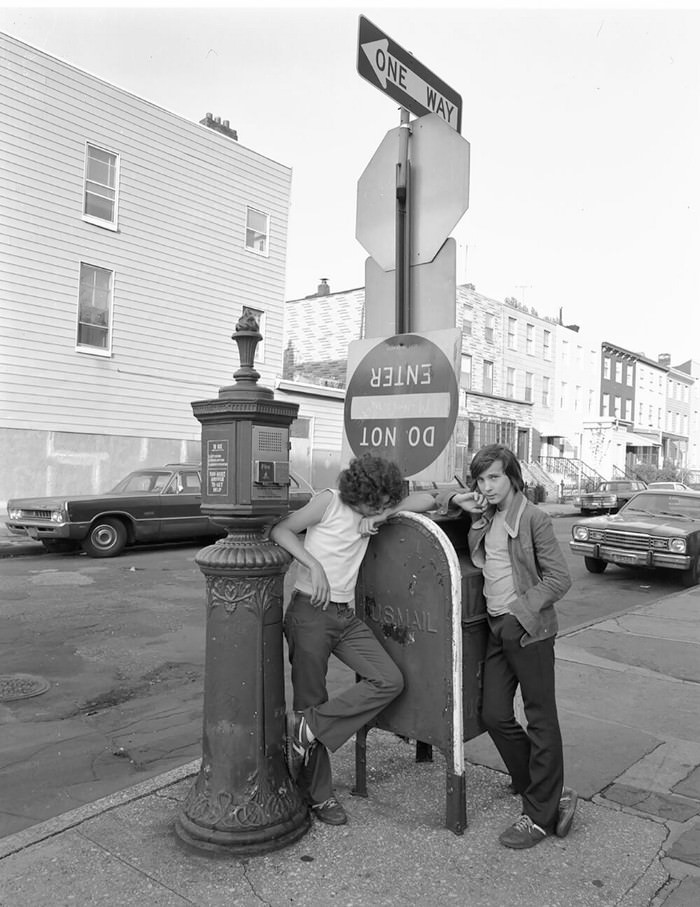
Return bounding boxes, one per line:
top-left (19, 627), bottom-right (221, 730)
top-left (576, 479), bottom-right (647, 515)
top-left (570, 489), bottom-right (700, 587)
top-left (5, 464), bottom-right (313, 558)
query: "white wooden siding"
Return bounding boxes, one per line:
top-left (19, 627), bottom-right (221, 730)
top-left (0, 34), bottom-right (291, 438)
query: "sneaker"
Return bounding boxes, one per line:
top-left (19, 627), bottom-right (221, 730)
top-left (286, 711), bottom-right (314, 780)
top-left (311, 796), bottom-right (347, 826)
top-left (499, 814), bottom-right (547, 849)
top-left (556, 787), bottom-right (578, 838)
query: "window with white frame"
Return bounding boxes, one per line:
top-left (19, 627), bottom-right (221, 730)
top-left (626, 365), bottom-right (633, 386)
top-left (623, 398), bottom-right (631, 421)
top-left (463, 306), bottom-right (473, 336)
top-left (83, 144), bottom-right (119, 227)
top-left (483, 359), bottom-right (494, 394)
top-left (507, 317), bottom-right (517, 350)
top-left (542, 376), bottom-right (551, 407)
top-left (560, 381), bottom-right (568, 410)
top-left (614, 395), bottom-right (621, 417)
top-left (603, 357), bottom-right (610, 379)
top-left (526, 323), bottom-right (534, 355)
top-left (484, 313), bottom-right (495, 343)
top-left (241, 305), bottom-right (266, 362)
top-left (543, 330), bottom-right (551, 360)
top-left (506, 367), bottom-right (515, 397)
top-left (461, 353), bottom-right (472, 390)
top-left (245, 207), bottom-right (269, 255)
top-left (602, 393), bottom-right (609, 416)
top-left (524, 371), bottom-right (533, 402)
top-left (77, 262), bottom-right (112, 351)
top-left (614, 361), bottom-right (622, 383)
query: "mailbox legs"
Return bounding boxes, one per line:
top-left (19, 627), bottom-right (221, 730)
top-left (176, 526), bottom-right (310, 854)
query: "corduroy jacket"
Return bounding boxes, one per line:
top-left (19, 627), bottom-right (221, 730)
top-left (444, 490), bottom-right (572, 646)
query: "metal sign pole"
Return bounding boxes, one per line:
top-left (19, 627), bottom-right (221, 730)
top-left (395, 107), bottom-right (411, 334)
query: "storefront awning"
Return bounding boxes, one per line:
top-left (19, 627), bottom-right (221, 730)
top-left (625, 432), bottom-right (661, 447)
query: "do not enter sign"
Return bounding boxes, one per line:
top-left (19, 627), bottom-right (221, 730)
top-left (344, 333), bottom-right (459, 477)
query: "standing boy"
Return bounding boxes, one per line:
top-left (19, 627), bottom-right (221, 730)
top-left (446, 444), bottom-right (577, 849)
top-left (270, 454), bottom-right (435, 826)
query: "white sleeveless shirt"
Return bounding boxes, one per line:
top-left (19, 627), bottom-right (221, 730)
top-left (294, 490), bottom-right (369, 604)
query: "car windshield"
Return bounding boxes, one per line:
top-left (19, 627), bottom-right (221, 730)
top-left (623, 493), bottom-right (700, 520)
top-left (111, 471), bottom-right (173, 493)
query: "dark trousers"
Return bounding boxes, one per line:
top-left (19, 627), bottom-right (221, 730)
top-left (481, 613), bottom-right (564, 832)
top-left (283, 590), bottom-right (404, 806)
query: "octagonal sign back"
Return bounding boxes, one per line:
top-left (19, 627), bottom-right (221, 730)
top-left (356, 112), bottom-right (470, 272)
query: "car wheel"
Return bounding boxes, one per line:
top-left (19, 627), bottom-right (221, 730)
top-left (680, 555), bottom-right (700, 588)
top-left (41, 540), bottom-right (79, 554)
top-left (584, 556), bottom-right (608, 574)
top-left (81, 517), bottom-right (127, 558)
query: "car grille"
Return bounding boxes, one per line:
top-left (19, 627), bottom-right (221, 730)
top-left (15, 509), bottom-right (53, 521)
top-left (602, 529), bottom-right (662, 550)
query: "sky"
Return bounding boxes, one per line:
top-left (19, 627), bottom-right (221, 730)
top-left (1, 3), bottom-right (699, 365)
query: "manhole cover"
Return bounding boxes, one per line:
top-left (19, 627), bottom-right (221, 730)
top-left (0, 674), bottom-right (51, 702)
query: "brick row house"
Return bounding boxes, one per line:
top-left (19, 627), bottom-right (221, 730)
top-left (283, 281), bottom-right (700, 492)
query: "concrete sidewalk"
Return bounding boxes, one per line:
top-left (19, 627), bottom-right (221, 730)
top-left (2, 591), bottom-right (700, 905)
top-left (0, 734), bottom-right (670, 907)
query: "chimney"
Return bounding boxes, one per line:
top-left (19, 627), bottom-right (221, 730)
top-left (199, 112), bottom-right (238, 141)
top-left (658, 353), bottom-right (671, 368)
top-left (317, 278), bottom-right (330, 296)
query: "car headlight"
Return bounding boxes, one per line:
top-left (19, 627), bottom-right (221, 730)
top-left (51, 505), bottom-right (68, 523)
top-left (573, 526), bottom-right (589, 541)
top-left (669, 538), bottom-right (687, 554)
top-left (8, 507), bottom-right (22, 520)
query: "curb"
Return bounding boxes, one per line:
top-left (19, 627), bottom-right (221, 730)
top-left (0, 759), bottom-right (200, 860)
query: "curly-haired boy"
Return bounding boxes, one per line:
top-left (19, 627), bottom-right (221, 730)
top-left (270, 454), bottom-right (435, 825)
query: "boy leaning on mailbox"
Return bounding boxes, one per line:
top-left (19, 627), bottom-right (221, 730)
top-left (441, 443), bottom-right (577, 849)
top-left (270, 453), bottom-right (436, 826)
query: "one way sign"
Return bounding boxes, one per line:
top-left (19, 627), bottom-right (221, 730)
top-left (357, 16), bottom-right (462, 133)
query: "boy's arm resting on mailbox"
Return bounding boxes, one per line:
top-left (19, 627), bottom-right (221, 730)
top-left (269, 490), bottom-right (332, 607)
top-left (364, 491), bottom-right (438, 534)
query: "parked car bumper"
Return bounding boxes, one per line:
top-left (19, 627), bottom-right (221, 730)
top-left (4, 521), bottom-right (86, 541)
top-left (569, 540), bottom-right (691, 570)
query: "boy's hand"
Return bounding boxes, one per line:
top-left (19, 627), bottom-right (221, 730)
top-left (451, 491), bottom-right (488, 515)
top-left (359, 515), bottom-right (382, 537)
top-left (309, 562), bottom-right (331, 609)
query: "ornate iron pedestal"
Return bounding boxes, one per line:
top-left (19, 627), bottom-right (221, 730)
top-left (175, 315), bottom-right (310, 854)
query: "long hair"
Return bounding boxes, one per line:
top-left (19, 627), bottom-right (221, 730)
top-left (469, 444), bottom-right (525, 493)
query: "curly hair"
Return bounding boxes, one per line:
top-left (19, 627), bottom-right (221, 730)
top-left (469, 444), bottom-right (525, 493)
top-left (338, 454), bottom-right (405, 510)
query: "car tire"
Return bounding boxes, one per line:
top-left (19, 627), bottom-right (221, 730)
top-left (81, 517), bottom-right (127, 558)
top-left (680, 555), bottom-right (700, 588)
top-left (41, 540), bottom-right (79, 554)
top-left (584, 556), bottom-right (608, 574)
